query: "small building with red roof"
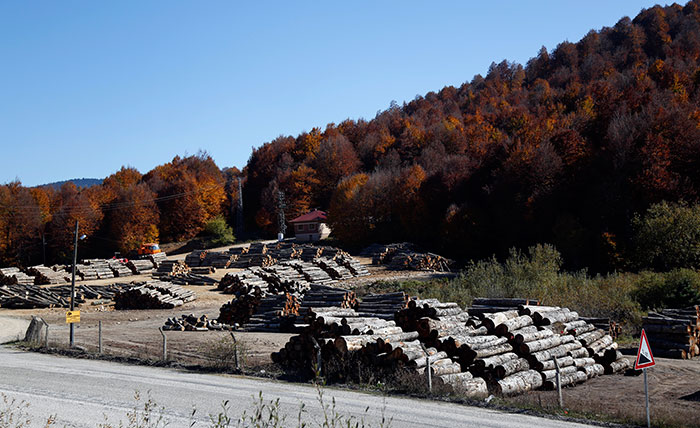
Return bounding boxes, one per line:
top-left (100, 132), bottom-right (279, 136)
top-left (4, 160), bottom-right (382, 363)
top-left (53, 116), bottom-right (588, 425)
top-left (289, 209), bottom-right (331, 242)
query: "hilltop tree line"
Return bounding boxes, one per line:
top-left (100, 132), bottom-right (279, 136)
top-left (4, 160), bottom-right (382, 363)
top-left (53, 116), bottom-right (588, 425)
top-left (5, 2), bottom-right (700, 272)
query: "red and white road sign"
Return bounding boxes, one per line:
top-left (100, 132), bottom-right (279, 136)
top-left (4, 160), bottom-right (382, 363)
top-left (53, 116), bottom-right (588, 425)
top-left (635, 328), bottom-right (656, 370)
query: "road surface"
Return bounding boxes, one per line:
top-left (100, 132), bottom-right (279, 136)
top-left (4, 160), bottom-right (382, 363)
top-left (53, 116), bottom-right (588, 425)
top-left (0, 347), bottom-right (592, 428)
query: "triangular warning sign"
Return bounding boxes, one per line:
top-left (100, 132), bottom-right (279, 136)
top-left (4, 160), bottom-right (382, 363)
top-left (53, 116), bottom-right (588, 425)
top-left (635, 329), bottom-right (656, 369)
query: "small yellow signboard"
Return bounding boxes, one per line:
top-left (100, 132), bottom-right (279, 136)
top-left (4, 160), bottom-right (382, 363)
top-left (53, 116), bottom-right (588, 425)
top-left (66, 310), bottom-right (80, 324)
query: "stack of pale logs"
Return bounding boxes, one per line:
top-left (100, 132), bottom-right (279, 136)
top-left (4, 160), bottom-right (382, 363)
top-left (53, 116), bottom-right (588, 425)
top-left (147, 252), bottom-right (167, 266)
top-left (232, 243), bottom-right (276, 268)
top-left (114, 281), bottom-right (196, 309)
top-left (163, 314), bottom-right (234, 331)
top-left (0, 283), bottom-right (68, 308)
top-left (356, 292), bottom-right (409, 320)
top-left (81, 259), bottom-right (116, 279)
top-left (26, 265), bottom-right (70, 284)
top-left (218, 270), bottom-right (270, 294)
top-left (298, 284), bottom-right (357, 312)
top-left (642, 306), bottom-right (699, 359)
top-left (240, 293), bottom-right (301, 332)
top-left (315, 258), bottom-right (354, 280)
top-left (154, 260), bottom-right (190, 277)
top-left (0, 267), bottom-right (35, 285)
top-left (107, 259), bottom-right (134, 277)
top-left (127, 259), bottom-right (155, 275)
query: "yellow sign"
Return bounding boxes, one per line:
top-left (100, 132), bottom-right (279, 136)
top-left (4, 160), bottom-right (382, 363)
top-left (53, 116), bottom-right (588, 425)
top-left (66, 311), bottom-right (80, 324)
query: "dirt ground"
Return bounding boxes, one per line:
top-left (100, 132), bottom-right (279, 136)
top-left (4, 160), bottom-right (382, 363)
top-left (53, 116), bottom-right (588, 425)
top-left (2, 254), bottom-right (699, 427)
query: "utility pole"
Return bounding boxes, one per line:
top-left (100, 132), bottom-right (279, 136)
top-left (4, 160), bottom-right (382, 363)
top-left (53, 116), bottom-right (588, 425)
top-left (69, 220), bottom-right (78, 347)
top-left (277, 190), bottom-right (286, 241)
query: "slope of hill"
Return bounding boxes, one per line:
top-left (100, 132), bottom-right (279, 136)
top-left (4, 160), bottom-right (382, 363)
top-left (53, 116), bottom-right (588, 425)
top-left (40, 178), bottom-right (103, 189)
top-left (243, 1), bottom-right (700, 272)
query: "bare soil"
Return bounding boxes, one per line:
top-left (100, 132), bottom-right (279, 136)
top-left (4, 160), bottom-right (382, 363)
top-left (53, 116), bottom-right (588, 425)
top-left (2, 254), bottom-right (699, 427)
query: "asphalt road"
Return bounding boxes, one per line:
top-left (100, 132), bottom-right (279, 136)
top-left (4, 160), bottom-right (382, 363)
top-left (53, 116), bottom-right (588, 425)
top-left (0, 347), bottom-right (593, 428)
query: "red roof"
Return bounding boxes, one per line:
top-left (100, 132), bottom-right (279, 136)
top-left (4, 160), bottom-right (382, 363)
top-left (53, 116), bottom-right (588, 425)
top-left (290, 209), bottom-right (327, 223)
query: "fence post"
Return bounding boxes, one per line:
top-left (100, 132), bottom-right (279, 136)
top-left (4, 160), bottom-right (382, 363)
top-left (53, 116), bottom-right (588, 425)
top-left (229, 332), bottom-right (240, 371)
top-left (98, 321), bottom-right (103, 355)
top-left (420, 344), bottom-right (432, 394)
top-left (554, 356), bottom-right (563, 408)
top-left (159, 327), bottom-right (167, 362)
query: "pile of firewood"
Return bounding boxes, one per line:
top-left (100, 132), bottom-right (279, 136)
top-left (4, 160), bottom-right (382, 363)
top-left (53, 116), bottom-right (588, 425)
top-left (154, 260), bottom-right (190, 277)
top-left (26, 265), bottom-right (70, 285)
top-left (0, 283), bottom-right (68, 308)
top-left (114, 281), bottom-right (196, 309)
top-left (642, 306), bottom-right (699, 359)
top-left (0, 267), bottom-right (35, 285)
top-left (163, 314), bottom-right (234, 331)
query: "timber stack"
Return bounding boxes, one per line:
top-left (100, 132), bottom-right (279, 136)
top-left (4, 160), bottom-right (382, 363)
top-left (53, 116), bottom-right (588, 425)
top-left (298, 284), bottom-right (357, 312)
top-left (218, 270), bottom-right (269, 294)
top-left (286, 260), bottom-right (336, 285)
top-left (217, 286), bottom-right (264, 326)
top-left (170, 273), bottom-right (218, 286)
top-left (387, 252), bottom-right (452, 272)
top-left (205, 251), bottom-right (239, 268)
top-left (114, 280), bottom-right (195, 309)
top-left (241, 293), bottom-right (301, 332)
top-left (83, 259), bottom-right (116, 279)
top-left (190, 266), bottom-right (215, 275)
top-left (356, 292), bottom-right (409, 320)
top-left (0, 283), bottom-right (68, 309)
top-left (315, 258), bottom-right (354, 280)
top-left (146, 252), bottom-right (167, 266)
top-left (27, 265), bottom-right (70, 285)
top-left (361, 242), bottom-right (417, 264)
top-left (154, 260), bottom-right (190, 277)
top-left (127, 259), bottom-right (155, 275)
top-left (185, 250), bottom-right (208, 267)
top-left (642, 306), bottom-right (700, 359)
top-left (163, 314), bottom-right (234, 331)
top-left (107, 259), bottom-right (134, 277)
top-left (467, 297), bottom-right (538, 316)
top-left (334, 254), bottom-right (370, 277)
top-left (0, 267), bottom-right (35, 285)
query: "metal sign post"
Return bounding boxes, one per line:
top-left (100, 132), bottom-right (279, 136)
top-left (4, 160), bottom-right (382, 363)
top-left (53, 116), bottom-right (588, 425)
top-left (635, 329), bottom-right (655, 428)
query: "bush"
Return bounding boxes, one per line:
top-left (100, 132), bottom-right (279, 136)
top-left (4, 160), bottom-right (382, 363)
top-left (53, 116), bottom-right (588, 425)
top-left (202, 216), bottom-right (235, 247)
top-left (199, 335), bottom-right (248, 370)
top-left (632, 201), bottom-right (700, 270)
top-left (632, 269), bottom-right (700, 310)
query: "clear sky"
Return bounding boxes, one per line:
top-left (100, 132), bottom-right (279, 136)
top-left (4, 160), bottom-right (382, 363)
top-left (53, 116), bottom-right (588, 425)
top-left (0, 1), bottom-right (667, 186)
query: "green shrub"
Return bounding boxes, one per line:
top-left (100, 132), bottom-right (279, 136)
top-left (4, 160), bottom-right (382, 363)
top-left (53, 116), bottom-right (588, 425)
top-left (632, 269), bottom-right (700, 310)
top-left (202, 216), bottom-right (235, 247)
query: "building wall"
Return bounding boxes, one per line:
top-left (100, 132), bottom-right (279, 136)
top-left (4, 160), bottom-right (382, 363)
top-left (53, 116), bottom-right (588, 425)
top-left (293, 221), bottom-right (331, 242)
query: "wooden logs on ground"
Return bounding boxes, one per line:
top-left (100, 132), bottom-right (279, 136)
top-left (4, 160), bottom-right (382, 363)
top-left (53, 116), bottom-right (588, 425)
top-left (357, 292), bottom-right (409, 320)
top-left (163, 314), bottom-right (234, 331)
top-left (642, 307), bottom-right (699, 359)
top-left (170, 273), bottom-right (218, 286)
top-left (154, 260), bottom-right (190, 277)
top-left (299, 284), bottom-right (357, 311)
top-left (114, 281), bottom-right (195, 310)
top-left (26, 265), bottom-right (70, 285)
top-left (127, 259), bottom-right (155, 275)
top-left (0, 283), bottom-right (68, 308)
top-left (0, 267), bottom-right (36, 285)
top-left (492, 369), bottom-right (543, 396)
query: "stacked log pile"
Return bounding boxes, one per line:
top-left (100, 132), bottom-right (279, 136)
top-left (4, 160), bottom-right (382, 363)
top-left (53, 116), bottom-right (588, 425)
top-left (205, 251), bottom-right (239, 268)
top-left (298, 284), bottom-right (357, 312)
top-left (242, 293), bottom-right (301, 332)
top-left (259, 264), bottom-right (310, 293)
top-left (468, 297), bottom-right (538, 316)
top-left (147, 252), bottom-right (167, 266)
top-left (82, 259), bottom-right (116, 279)
top-left (217, 286), bottom-right (264, 326)
top-left (286, 260), bottom-right (336, 285)
top-left (163, 314), bottom-right (234, 331)
top-left (154, 260), bottom-right (190, 277)
top-left (190, 266), bottom-right (215, 275)
top-left (360, 242), bottom-right (417, 264)
top-left (107, 259), bottom-right (134, 277)
top-left (267, 242), bottom-right (302, 260)
top-left (0, 283), bottom-right (68, 308)
top-left (185, 250), bottom-right (208, 267)
top-left (114, 281), bottom-right (195, 309)
top-left (356, 292), bottom-right (409, 320)
top-left (387, 252), bottom-right (452, 272)
top-left (0, 267), bottom-right (36, 285)
top-left (642, 306), bottom-right (699, 359)
top-left (27, 265), bottom-right (70, 285)
top-left (315, 257), bottom-right (354, 280)
top-left (300, 246), bottom-right (324, 262)
top-left (218, 271), bottom-right (268, 294)
top-left (232, 243), bottom-right (276, 268)
top-left (334, 254), bottom-right (370, 277)
top-left (127, 259), bottom-right (155, 275)
top-left (170, 273), bottom-right (218, 286)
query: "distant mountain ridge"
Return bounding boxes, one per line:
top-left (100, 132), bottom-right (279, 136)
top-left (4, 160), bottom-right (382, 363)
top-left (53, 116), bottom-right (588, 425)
top-left (40, 178), bottom-right (103, 189)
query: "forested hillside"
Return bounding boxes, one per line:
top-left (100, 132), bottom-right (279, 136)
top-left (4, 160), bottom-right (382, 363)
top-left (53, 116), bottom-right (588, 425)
top-left (245, 1), bottom-right (700, 272)
top-left (3, 2), bottom-right (700, 271)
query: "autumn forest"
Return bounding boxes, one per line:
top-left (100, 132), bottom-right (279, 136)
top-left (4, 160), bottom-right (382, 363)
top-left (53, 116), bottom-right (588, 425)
top-left (3, 2), bottom-right (700, 273)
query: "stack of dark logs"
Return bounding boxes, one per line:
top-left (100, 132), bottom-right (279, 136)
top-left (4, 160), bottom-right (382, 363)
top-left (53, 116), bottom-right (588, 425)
top-left (232, 243), bottom-right (276, 268)
top-left (217, 286), bottom-right (264, 326)
top-left (204, 251), bottom-right (239, 268)
top-left (467, 297), bottom-right (539, 316)
top-left (0, 283), bottom-right (68, 308)
top-left (334, 254), bottom-right (370, 277)
top-left (170, 273), bottom-right (218, 286)
top-left (190, 266), bottom-right (215, 275)
top-left (114, 281), bottom-right (196, 309)
top-left (298, 284), bottom-right (357, 312)
top-left (642, 306), bottom-right (699, 359)
top-left (0, 268), bottom-right (36, 285)
top-left (26, 265), bottom-right (70, 285)
top-left (147, 252), bottom-right (167, 266)
top-left (185, 250), bottom-right (208, 267)
top-left (361, 242), bottom-right (417, 264)
top-left (315, 258), bottom-right (354, 280)
top-left (241, 293), bottom-right (301, 332)
top-left (387, 252), bottom-right (453, 272)
top-left (218, 271), bottom-right (269, 294)
top-left (286, 260), bottom-right (336, 285)
top-left (163, 314), bottom-right (234, 331)
top-left (154, 260), bottom-right (190, 277)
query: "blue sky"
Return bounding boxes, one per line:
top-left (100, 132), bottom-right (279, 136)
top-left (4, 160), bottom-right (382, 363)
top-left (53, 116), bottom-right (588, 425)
top-left (0, 1), bottom-right (666, 186)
